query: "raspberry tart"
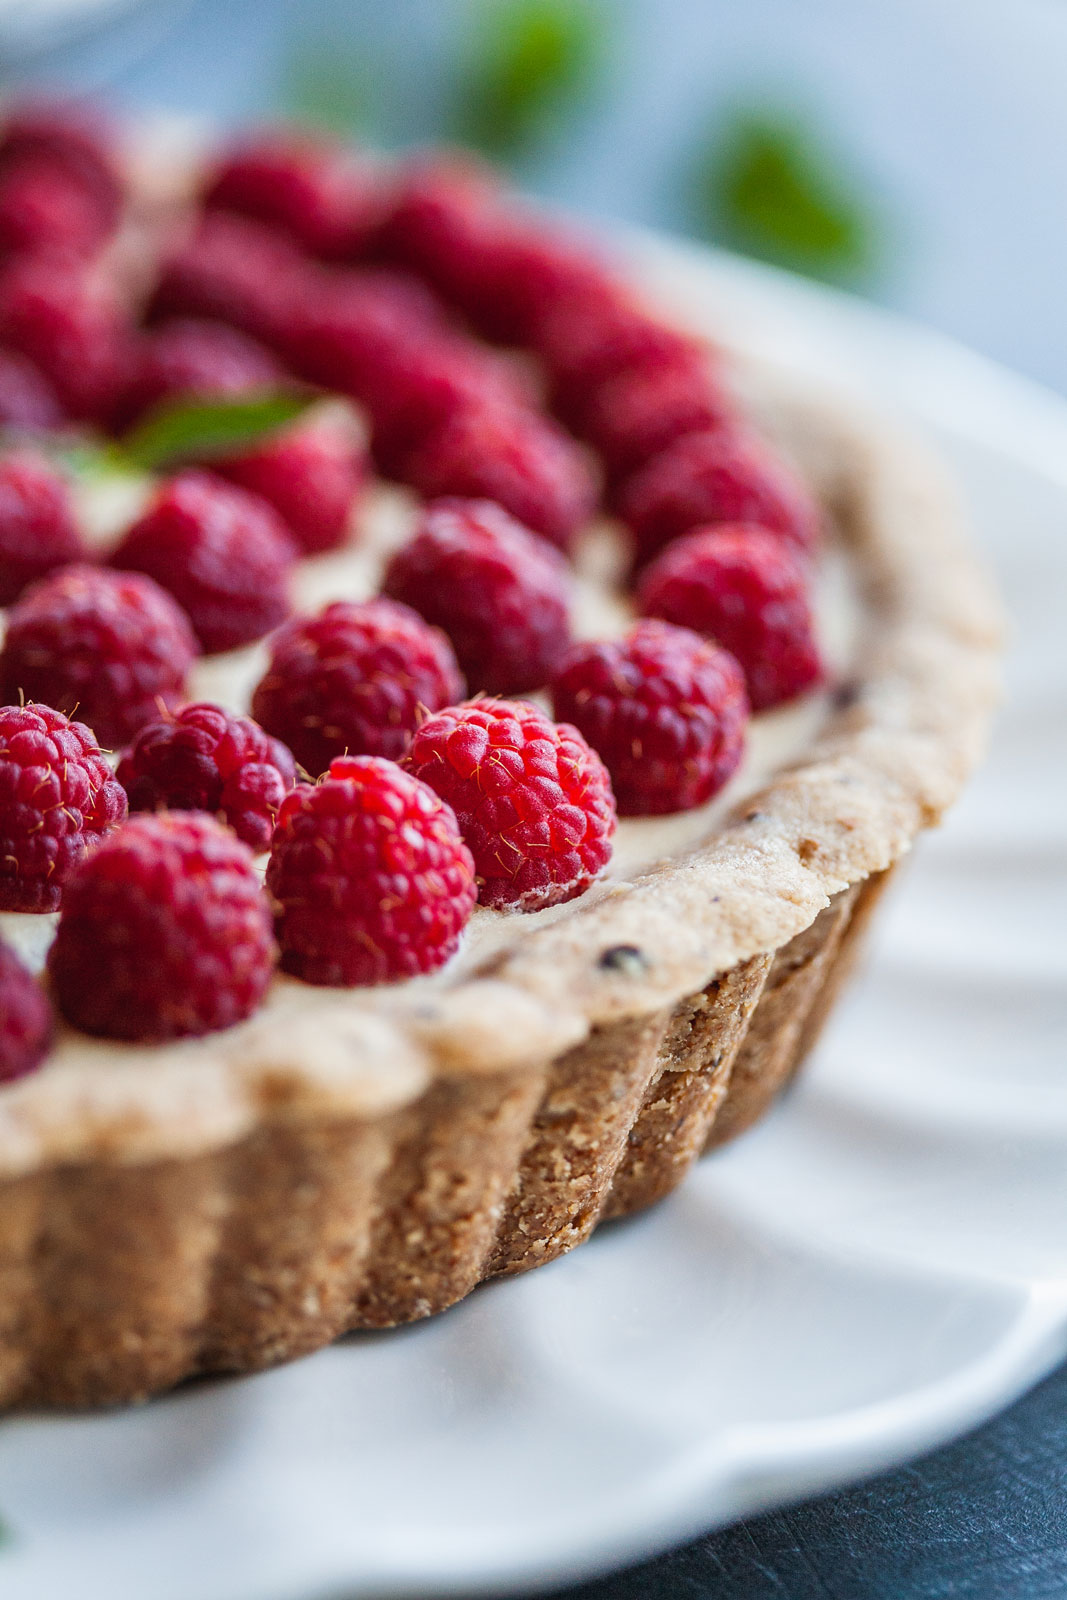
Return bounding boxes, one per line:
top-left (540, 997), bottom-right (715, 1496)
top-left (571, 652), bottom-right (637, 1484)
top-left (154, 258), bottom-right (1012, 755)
top-left (0, 105), bottom-right (999, 1410)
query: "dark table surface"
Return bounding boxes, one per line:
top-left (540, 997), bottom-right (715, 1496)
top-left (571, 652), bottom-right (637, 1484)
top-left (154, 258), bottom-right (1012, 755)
top-left (540, 1358), bottom-right (1067, 1600)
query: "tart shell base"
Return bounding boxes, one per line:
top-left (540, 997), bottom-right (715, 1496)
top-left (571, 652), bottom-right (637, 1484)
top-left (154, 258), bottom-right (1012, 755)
top-left (2, 871), bottom-right (889, 1411)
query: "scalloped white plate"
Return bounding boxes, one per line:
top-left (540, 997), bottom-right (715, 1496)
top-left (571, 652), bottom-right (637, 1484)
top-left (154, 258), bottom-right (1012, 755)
top-left (0, 238), bottom-right (1065, 1600)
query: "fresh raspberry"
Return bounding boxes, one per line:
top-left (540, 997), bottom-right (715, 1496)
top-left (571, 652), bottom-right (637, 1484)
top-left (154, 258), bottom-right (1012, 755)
top-left (204, 133), bottom-right (383, 261)
top-left (215, 411), bottom-right (365, 554)
top-left (0, 448), bottom-right (83, 605)
top-left (0, 100), bottom-right (122, 219)
top-left (0, 701), bottom-right (127, 912)
top-left (251, 597), bottom-right (463, 777)
top-left (0, 346), bottom-right (65, 430)
top-left (0, 566), bottom-right (198, 747)
top-left (618, 429), bottom-right (821, 569)
top-left (147, 209), bottom-right (310, 348)
top-left (290, 266), bottom-right (446, 391)
top-left (401, 402), bottom-right (596, 553)
top-left (403, 698), bottom-right (616, 911)
top-left (535, 294), bottom-right (707, 429)
top-left (0, 938), bottom-right (52, 1081)
top-left (551, 619), bottom-right (748, 816)
top-left (111, 471), bottom-right (295, 655)
top-left (360, 331), bottom-right (529, 479)
top-left (375, 156), bottom-right (610, 341)
top-left (0, 152), bottom-right (117, 261)
top-left (638, 524), bottom-right (824, 711)
top-left (383, 497), bottom-right (572, 695)
top-left (581, 358), bottom-right (733, 484)
top-left (0, 255), bottom-right (130, 422)
top-left (267, 755), bottom-right (476, 986)
top-left (372, 153), bottom-right (504, 321)
top-left (118, 702), bottom-right (297, 852)
top-left (48, 811), bottom-right (275, 1042)
top-left (114, 318), bottom-right (287, 430)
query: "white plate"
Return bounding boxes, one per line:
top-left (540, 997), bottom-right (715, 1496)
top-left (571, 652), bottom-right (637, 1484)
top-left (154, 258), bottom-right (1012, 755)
top-left (0, 239), bottom-right (1065, 1600)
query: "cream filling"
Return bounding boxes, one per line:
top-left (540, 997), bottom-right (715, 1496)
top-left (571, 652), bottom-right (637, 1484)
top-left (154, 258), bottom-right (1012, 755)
top-left (0, 474), bottom-right (858, 1080)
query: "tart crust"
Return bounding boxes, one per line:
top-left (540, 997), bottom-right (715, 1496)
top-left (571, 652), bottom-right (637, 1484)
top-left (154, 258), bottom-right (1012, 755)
top-left (0, 363), bottom-right (1000, 1410)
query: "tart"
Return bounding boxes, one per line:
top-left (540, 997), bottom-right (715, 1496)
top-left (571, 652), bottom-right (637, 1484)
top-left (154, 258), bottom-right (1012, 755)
top-left (0, 106), bottom-right (1000, 1410)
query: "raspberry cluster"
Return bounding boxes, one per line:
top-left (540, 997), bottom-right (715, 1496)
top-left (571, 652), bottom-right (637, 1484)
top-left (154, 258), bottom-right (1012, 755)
top-left (0, 103), bottom-right (834, 1057)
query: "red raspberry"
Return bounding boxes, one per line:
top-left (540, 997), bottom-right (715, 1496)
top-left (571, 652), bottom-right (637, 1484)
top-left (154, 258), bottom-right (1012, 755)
top-left (383, 497), bottom-right (572, 695)
top-left (267, 755), bottom-right (476, 986)
top-left (0, 448), bottom-right (83, 605)
top-left (373, 154), bottom-right (504, 320)
top-left (118, 702), bottom-right (297, 852)
top-left (147, 209), bottom-right (310, 348)
top-left (535, 294), bottom-right (707, 429)
top-left (0, 566), bottom-right (198, 748)
top-left (551, 619), bottom-right (748, 816)
top-left (581, 359), bottom-right (733, 484)
top-left (375, 157), bottom-right (610, 341)
top-left (403, 698), bottom-right (616, 911)
top-left (0, 701), bottom-right (126, 912)
top-left (0, 939), bottom-right (52, 1081)
top-left (112, 471), bottom-right (296, 655)
top-left (114, 317), bottom-right (287, 430)
top-left (360, 332), bottom-right (529, 479)
top-left (0, 100), bottom-right (122, 219)
top-left (0, 255), bottom-right (129, 422)
top-left (204, 133), bottom-right (383, 261)
top-left (48, 811), bottom-right (275, 1042)
top-left (251, 597), bottom-right (463, 777)
top-left (638, 524), bottom-right (824, 711)
top-left (618, 429), bottom-right (821, 569)
top-left (290, 266), bottom-right (446, 391)
top-left (401, 402), bottom-right (596, 553)
top-left (215, 412), bottom-right (365, 555)
top-left (0, 346), bottom-right (65, 430)
top-left (0, 152), bottom-right (117, 261)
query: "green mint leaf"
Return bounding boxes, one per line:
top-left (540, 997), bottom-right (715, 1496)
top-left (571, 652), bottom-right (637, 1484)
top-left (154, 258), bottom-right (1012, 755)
top-left (453, 0), bottom-right (605, 159)
top-left (282, 39), bottom-right (376, 137)
top-left (119, 392), bottom-right (314, 473)
top-left (695, 109), bottom-right (880, 284)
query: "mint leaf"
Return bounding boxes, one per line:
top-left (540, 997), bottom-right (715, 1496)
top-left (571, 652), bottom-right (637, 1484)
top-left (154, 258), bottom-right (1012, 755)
top-left (119, 392), bottom-right (314, 473)
top-left (695, 109), bottom-right (880, 284)
top-left (453, 0), bottom-right (605, 159)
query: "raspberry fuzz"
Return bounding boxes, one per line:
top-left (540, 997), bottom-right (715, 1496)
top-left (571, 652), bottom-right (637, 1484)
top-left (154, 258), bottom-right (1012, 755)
top-left (49, 811), bottom-right (275, 1042)
top-left (551, 620), bottom-right (749, 815)
top-left (638, 524), bottom-right (823, 711)
top-left (618, 429), bottom-right (820, 569)
top-left (112, 471), bottom-right (295, 654)
top-left (0, 448), bottom-right (83, 605)
top-left (0, 939), bottom-right (52, 1082)
top-left (252, 597), bottom-right (463, 777)
top-left (0, 701), bottom-right (126, 911)
top-left (267, 755), bottom-right (476, 985)
top-left (383, 497), bottom-right (572, 695)
top-left (118, 702), bottom-right (297, 851)
top-left (403, 698), bottom-right (616, 911)
top-left (0, 565), bottom-right (198, 747)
